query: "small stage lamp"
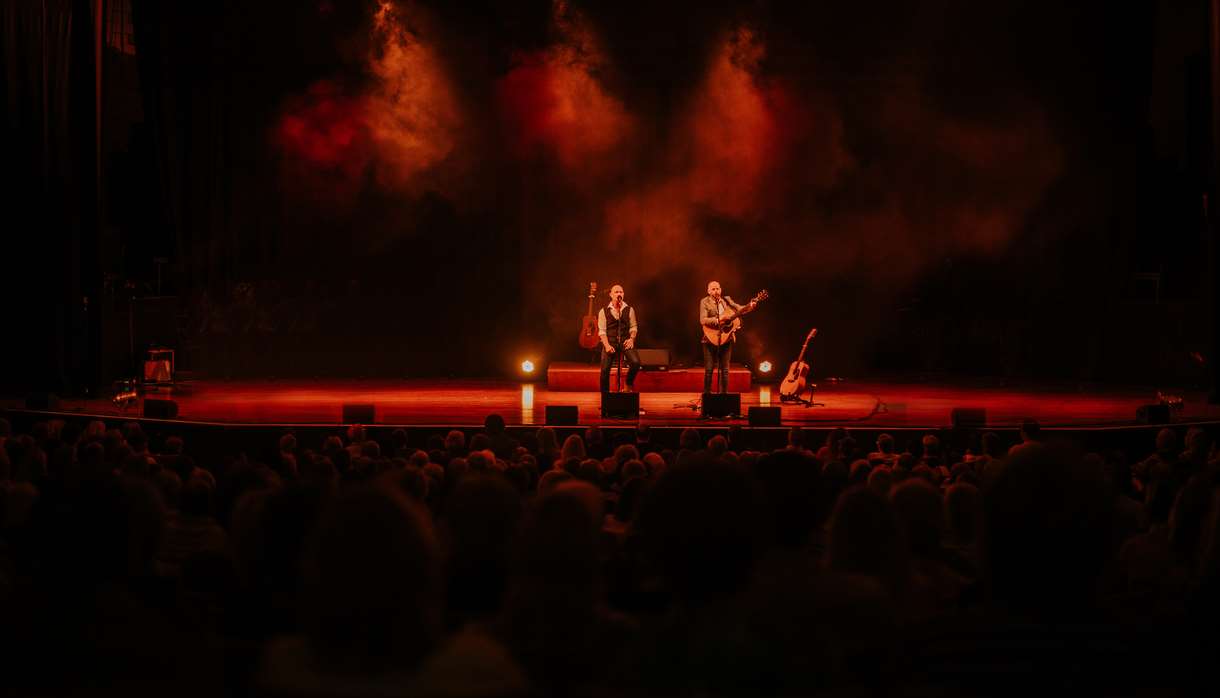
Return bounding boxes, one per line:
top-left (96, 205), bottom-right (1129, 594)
top-left (758, 361), bottom-right (773, 374)
top-left (520, 359), bottom-right (536, 375)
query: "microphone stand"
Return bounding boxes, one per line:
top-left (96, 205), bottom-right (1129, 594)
top-left (615, 306), bottom-right (624, 392)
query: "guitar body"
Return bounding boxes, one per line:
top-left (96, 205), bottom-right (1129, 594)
top-left (579, 314), bottom-right (599, 349)
top-left (778, 360), bottom-right (809, 398)
top-left (578, 282), bottom-right (600, 350)
top-left (702, 318), bottom-right (742, 346)
top-left (701, 290), bottom-right (768, 346)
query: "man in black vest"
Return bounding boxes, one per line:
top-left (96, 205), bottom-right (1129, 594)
top-left (598, 284), bottom-right (640, 392)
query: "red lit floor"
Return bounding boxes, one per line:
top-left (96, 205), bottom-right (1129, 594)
top-left (7, 378), bottom-right (1219, 428)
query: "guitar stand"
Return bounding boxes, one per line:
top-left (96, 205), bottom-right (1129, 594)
top-left (781, 383), bottom-right (823, 408)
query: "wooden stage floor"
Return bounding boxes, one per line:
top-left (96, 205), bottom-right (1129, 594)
top-left (8, 378), bottom-right (1220, 429)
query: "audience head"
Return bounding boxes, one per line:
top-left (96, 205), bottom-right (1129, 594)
top-left (1019, 419), bottom-right (1041, 443)
top-left (560, 434), bottom-right (586, 461)
top-left (679, 428), bottom-right (701, 451)
top-left (302, 484), bottom-right (440, 675)
top-left (827, 486), bottom-right (910, 600)
top-left (484, 413), bottom-right (506, 435)
top-left (635, 462), bottom-right (766, 601)
top-left (984, 443), bottom-right (1110, 615)
top-left (876, 433), bottom-right (895, 455)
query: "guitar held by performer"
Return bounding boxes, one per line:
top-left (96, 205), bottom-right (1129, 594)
top-left (701, 290), bottom-right (769, 346)
top-left (578, 282), bottom-right (599, 350)
top-left (779, 327), bottom-right (818, 402)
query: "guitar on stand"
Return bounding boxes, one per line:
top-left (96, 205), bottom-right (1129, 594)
top-left (702, 290), bottom-right (770, 345)
top-left (779, 327), bottom-right (822, 406)
top-left (578, 282), bottom-right (600, 351)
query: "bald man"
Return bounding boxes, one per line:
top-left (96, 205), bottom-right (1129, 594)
top-left (598, 284), bottom-right (640, 393)
top-left (699, 281), bottom-right (755, 394)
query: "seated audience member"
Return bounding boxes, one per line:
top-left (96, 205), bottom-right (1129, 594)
top-left (497, 483), bottom-right (637, 693)
top-left (868, 433), bottom-right (899, 467)
top-left (534, 427), bottom-right (562, 470)
top-left (1007, 418), bottom-right (1042, 456)
top-left (260, 485), bottom-right (526, 696)
top-left (483, 414), bottom-right (517, 459)
top-left (944, 482), bottom-right (984, 575)
top-left (825, 486), bottom-right (914, 609)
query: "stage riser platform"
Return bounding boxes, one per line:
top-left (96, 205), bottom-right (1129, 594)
top-left (546, 362), bottom-right (751, 392)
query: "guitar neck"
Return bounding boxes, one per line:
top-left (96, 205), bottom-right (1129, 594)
top-left (794, 331), bottom-right (815, 363)
top-left (794, 342), bottom-right (810, 364)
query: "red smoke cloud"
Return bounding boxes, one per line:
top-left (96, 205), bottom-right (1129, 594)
top-left (496, 1), bottom-right (633, 176)
top-left (274, 81), bottom-right (372, 205)
top-left (365, 0), bottom-right (463, 191)
top-left (275, 1), bottom-right (464, 206)
top-left (686, 27), bottom-right (780, 217)
top-left (600, 27), bottom-right (817, 291)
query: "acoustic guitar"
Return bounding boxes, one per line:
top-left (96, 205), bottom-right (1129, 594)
top-left (702, 290), bottom-right (769, 346)
top-left (578, 282), bottom-right (600, 350)
top-left (778, 328), bottom-right (818, 399)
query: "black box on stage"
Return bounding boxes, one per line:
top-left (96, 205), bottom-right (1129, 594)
top-left (702, 393), bottom-right (741, 418)
top-left (143, 398), bottom-right (179, 419)
top-left (546, 405), bottom-right (579, 425)
top-left (25, 392), bottom-right (61, 410)
top-left (951, 407), bottom-right (987, 430)
top-left (342, 403), bottom-right (376, 424)
top-left (1136, 404), bottom-right (1170, 424)
top-left (601, 392), bottom-right (639, 419)
top-left (748, 406), bottom-right (782, 426)
top-left (637, 348), bottom-right (670, 370)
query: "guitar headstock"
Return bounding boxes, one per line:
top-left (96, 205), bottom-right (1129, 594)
top-left (806, 327), bottom-right (818, 342)
top-left (752, 289), bottom-right (769, 304)
top-left (588, 282), bottom-right (597, 298)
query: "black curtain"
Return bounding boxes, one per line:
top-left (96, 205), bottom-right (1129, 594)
top-left (2, 0), bottom-right (98, 395)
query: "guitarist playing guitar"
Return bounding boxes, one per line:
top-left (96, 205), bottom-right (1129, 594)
top-left (699, 281), bottom-right (769, 394)
top-left (779, 328), bottom-right (818, 405)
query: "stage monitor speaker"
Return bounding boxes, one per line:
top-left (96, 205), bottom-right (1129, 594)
top-left (24, 392), bottom-right (61, 410)
top-left (1136, 404), bottom-right (1171, 425)
top-left (748, 406), bottom-right (782, 426)
top-left (951, 407), bottom-right (987, 430)
top-left (637, 348), bottom-right (670, 370)
top-left (143, 398), bottom-right (179, 419)
top-left (702, 392), bottom-right (741, 418)
top-left (601, 392), bottom-right (639, 419)
top-left (546, 405), bottom-right (579, 425)
top-left (342, 403), bottom-right (376, 424)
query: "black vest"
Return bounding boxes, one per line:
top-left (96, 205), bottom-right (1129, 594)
top-left (603, 304), bottom-right (632, 346)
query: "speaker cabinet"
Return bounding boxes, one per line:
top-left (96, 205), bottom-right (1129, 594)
top-left (748, 406), bottom-right (782, 426)
top-left (951, 407), bottom-right (987, 430)
top-left (545, 405), bottom-right (579, 425)
top-left (143, 398), bottom-right (179, 419)
top-left (702, 392), bottom-right (741, 418)
top-left (637, 348), bottom-right (670, 370)
top-left (601, 392), bottom-right (639, 419)
top-left (24, 392), bottom-right (61, 410)
top-left (1136, 404), bottom-right (1170, 424)
top-left (342, 403), bottom-right (376, 424)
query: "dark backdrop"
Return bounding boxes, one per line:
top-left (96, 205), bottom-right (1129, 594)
top-left (3, 0), bottom-right (1214, 391)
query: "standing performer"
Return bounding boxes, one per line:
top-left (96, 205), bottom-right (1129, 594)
top-left (598, 284), bottom-right (640, 393)
top-left (699, 281), bottom-right (755, 394)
